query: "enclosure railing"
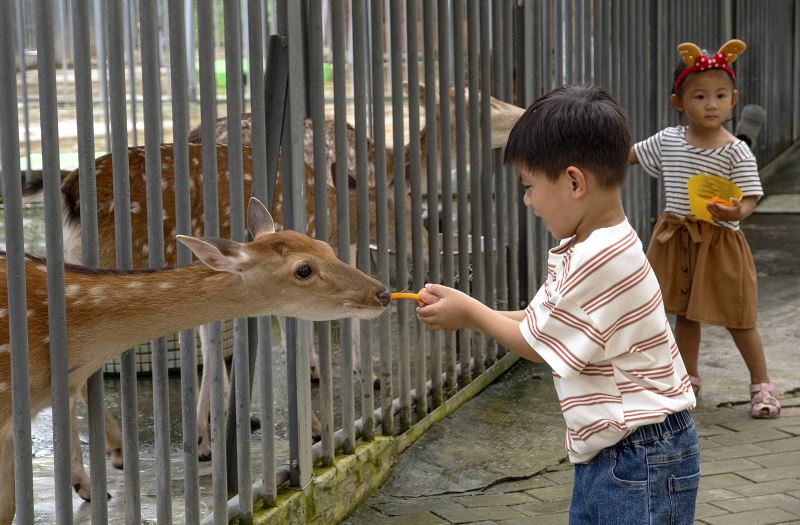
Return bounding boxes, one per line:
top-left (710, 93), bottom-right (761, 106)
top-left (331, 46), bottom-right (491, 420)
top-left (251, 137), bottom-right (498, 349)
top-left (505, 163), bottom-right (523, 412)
top-left (2, 1), bottom-right (799, 524)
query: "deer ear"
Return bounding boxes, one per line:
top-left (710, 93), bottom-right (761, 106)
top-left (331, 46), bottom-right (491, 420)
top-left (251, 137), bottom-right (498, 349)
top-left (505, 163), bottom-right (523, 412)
top-left (177, 235), bottom-right (247, 273)
top-left (247, 197), bottom-right (275, 239)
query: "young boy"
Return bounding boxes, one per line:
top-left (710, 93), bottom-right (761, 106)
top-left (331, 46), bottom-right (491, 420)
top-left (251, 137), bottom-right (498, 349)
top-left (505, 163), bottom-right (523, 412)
top-left (416, 85), bottom-right (698, 525)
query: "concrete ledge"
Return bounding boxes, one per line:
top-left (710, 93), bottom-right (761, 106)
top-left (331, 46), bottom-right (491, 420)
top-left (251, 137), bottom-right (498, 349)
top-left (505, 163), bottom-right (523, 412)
top-left (249, 352), bottom-right (520, 525)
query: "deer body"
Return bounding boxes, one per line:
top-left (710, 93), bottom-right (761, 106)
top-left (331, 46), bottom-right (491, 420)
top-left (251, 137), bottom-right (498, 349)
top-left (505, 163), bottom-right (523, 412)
top-left (0, 199), bottom-right (388, 525)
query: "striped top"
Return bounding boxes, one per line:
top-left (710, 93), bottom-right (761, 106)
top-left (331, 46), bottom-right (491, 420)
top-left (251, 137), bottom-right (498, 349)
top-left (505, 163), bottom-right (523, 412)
top-left (519, 219), bottom-right (695, 463)
top-left (634, 125), bottom-right (763, 231)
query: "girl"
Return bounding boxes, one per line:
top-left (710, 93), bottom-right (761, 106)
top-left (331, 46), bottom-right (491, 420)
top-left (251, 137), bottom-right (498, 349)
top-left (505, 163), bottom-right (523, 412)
top-left (630, 39), bottom-right (780, 418)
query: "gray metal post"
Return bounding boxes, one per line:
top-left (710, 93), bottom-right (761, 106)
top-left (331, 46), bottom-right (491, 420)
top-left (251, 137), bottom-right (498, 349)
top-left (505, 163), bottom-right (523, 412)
top-left (406, 0), bottom-right (427, 422)
top-left (307, 0), bottom-right (335, 462)
top-left (389, 0), bottom-right (412, 432)
top-left (91, 0), bottom-right (110, 152)
top-left (331, 0), bottom-right (357, 450)
top-left (138, 1), bottom-right (172, 522)
top-left (492, 0), bottom-right (507, 332)
top-left (352, 0), bottom-right (376, 441)
top-left (480, 0), bottom-right (496, 364)
top-left (370, 0), bottom-right (394, 437)
top-left (14, 0), bottom-right (32, 182)
top-left (196, 0), bottom-right (227, 521)
top-left (69, 1), bottom-right (108, 522)
top-left (167, 0), bottom-right (200, 520)
top-left (452, 0), bottom-right (472, 388)
top-left (0, 3), bottom-right (34, 522)
top-left (285, 0), bottom-right (313, 487)
top-left (794, 1), bottom-right (800, 140)
top-left (467, 0), bottom-right (485, 375)
top-left (34, 1), bottom-right (72, 522)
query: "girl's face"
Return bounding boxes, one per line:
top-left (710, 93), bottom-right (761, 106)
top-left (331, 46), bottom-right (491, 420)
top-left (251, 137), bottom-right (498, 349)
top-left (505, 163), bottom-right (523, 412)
top-left (671, 70), bottom-right (739, 131)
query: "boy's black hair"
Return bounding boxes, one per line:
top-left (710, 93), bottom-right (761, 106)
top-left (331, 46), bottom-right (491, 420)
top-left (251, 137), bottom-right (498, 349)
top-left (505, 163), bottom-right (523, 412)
top-left (503, 85), bottom-right (631, 189)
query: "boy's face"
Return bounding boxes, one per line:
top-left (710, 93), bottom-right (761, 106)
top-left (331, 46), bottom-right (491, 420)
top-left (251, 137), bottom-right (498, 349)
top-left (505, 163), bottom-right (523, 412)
top-left (519, 167), bottom-right (580, 240)
top-left (672, 70), bottom-right (739, 130)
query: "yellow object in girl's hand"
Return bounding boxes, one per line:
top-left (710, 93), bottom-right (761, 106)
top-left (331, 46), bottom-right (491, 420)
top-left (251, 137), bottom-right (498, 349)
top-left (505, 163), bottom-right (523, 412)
top-left (687, 174), bottom-right (743, 223)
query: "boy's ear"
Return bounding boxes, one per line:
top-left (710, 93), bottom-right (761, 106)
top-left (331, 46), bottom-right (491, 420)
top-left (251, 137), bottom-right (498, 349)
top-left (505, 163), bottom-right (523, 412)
top-left (670, 94), bottom-right (684, 112)
top-left (565, 166), bottom-right (588, 198)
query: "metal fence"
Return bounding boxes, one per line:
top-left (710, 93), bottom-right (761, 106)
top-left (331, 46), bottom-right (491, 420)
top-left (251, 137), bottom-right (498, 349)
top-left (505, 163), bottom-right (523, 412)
top-left (2, 1), bottom-right (799, 524)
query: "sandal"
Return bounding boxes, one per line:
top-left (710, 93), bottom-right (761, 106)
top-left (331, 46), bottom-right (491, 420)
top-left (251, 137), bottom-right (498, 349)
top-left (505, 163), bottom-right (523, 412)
top-left (750, 383), bottom-right (781, 419)
top-left (689, 375), bottom-right (702, 399)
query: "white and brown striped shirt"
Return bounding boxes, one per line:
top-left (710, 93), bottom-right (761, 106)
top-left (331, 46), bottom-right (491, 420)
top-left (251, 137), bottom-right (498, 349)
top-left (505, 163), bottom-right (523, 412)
top-left (634, 125), bottom-right (763, 231)
top-left (519, 219), bottom-right (695, 463)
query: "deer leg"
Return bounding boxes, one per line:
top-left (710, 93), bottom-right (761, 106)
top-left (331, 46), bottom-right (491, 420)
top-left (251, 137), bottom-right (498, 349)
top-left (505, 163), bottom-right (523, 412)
top-left (70, 395), bottom-right (92, 501)
top-left (196, 324), bottom-right (212, 461)
top-left (79, 382), bottom-right (123, 470)
top-left (0, 432), bottom-right (15, 525)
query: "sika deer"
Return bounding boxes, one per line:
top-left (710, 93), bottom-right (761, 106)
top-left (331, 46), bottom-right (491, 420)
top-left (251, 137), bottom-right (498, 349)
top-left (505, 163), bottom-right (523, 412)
top-left (0, 197), bottom-right (389, 525)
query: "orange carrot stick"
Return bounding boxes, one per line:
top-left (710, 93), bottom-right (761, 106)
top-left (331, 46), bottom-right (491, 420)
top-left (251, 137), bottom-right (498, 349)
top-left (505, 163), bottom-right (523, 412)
top-left (390, 292), bottom-right (422, 301)
top-left (708, 195), bottom-right (733, 206)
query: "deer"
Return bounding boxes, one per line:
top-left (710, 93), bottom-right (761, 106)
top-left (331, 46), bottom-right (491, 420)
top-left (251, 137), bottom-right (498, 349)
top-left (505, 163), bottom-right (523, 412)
top-left (0, 197), bottom-right (389, 525)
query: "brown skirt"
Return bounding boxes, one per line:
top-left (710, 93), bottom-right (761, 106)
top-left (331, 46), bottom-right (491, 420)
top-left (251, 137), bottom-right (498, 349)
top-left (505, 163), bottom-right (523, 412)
top-left (646, 213), bottom-right (758, 329)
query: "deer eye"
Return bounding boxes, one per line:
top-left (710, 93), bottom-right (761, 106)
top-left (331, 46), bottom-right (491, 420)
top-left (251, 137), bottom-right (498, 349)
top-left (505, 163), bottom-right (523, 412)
top-left (295, 263), bottom-right (313, 280)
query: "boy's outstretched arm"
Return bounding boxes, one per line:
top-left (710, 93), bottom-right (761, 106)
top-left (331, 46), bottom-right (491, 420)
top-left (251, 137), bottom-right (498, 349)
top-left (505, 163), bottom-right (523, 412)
top-left (417, 284), bottom-right (544, 364)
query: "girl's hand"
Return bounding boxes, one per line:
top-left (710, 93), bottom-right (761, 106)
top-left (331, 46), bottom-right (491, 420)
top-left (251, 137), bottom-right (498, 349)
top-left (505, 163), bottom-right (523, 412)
top-left (415, 283), bottom-right (482, 332)
top-left (707, 197), bottom-right (743, 222)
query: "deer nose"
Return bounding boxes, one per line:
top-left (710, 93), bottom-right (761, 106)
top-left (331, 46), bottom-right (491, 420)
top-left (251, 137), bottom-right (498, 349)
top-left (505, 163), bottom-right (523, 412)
top-left (376, 289), bottom-right (390, 307)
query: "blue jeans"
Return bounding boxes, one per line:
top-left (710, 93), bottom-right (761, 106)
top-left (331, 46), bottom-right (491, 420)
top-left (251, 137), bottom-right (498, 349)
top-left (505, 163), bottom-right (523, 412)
top-left (569, 410), bottom-right (700, 525)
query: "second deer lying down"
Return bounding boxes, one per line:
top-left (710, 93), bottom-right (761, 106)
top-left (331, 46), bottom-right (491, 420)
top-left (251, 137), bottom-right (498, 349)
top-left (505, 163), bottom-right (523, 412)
top-left (0, 198), bottom-right (389, 525)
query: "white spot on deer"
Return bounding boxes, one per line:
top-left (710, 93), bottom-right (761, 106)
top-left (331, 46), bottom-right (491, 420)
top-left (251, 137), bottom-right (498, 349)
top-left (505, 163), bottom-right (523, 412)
top-left (127, 281), bottom-right (144, 289)
top-left (42, 336), bottom-right (49, 345)
top-left (0, 308), bottom-right (6, 317)
top-left (130, 201), bottom-right (142, 214)
top-left (65, 283), bottom-right (81, 296)
top-left (27, 309), bottom-right (34, 318)
top-left (0, 344), bottom-right (8, 354)
top-left (158, 282), bottom-right (174, 290)
top-left (162, 180), bottom-right (169, 190)
top-left (0, 382), bottom-right (8, 393)
top-left (191, 218), bottom-right (198, 228)
top-left (244, 173), bottom-right (252, 182)
top-left (142, 244), bottom-right (150, 256)
top-left (192, 156), bottom-right (200, 167)
top-left (166, 244), bottom-right (175, 255)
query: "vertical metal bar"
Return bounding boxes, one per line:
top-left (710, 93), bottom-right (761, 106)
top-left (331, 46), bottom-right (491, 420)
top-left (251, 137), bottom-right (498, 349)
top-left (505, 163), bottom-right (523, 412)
top-left (480, 0), bottom-right (495, 364)
top-left (285, 0), bottom-right (313, 487)
top-left (452, 0), bottom-right (472, 388)
top-left (794, 0), bottom-right (800, 140)
top-left (524, 0), bottom-right (536, 300)
top-left (331, 0), bottom-right (356, 452)
top-left (107, 0), bottom-right (141, 520)
top-left (406, 0), bottom-right (427, 422)
top-left (92, 0), bottom-right (110, 152)
top-left (504, 0), bottom-right (518, 313)
top-left (139, 2), bottom-right (172, 522)
top-left (123, 0), bottom-right (138, 146)
top-left (221, 0), bottom-right (252, 511)
top-left (70, 1), bottom-right (108, 522)
top-left (436, 0), bottom-right (456, 401)
top-left (167, 0), bottom-right (200, 520)
top-left (370, 0), bottom-right (394, 436)
top-left (34, 1), bottom-right (72, 522)
top-left (467, 0), bottom-right (485, 375)
top-left (1, 2), bottom-right (34, 521)
top-left (492, 0), bottom-right (507, 326)
top-left (352, 0), bottom-right (376, 441)
top-left (389, 0), bottom-right (412, 432)
top-left (196, 0), bottom-right (227, 520)
top-left (307, 0), bottom-right (335, 463)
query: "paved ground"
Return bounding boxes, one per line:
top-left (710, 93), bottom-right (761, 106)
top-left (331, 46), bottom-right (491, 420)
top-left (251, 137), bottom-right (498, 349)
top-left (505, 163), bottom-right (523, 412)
top-left (344, 144), bottom-right (800, 525)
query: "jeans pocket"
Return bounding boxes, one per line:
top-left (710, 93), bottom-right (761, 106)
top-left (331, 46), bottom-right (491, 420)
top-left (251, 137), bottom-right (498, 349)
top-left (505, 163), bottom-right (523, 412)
top-left (610, 447), bottom-right (648, 488)
top-left (668, 470), bottom-right (700, 525)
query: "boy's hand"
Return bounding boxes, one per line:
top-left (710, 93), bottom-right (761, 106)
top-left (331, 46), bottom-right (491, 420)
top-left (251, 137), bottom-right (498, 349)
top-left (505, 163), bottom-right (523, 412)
top-left (707, 197), bottom-right (743, 221)
top-left (416, 283), bottom-right (481, 332)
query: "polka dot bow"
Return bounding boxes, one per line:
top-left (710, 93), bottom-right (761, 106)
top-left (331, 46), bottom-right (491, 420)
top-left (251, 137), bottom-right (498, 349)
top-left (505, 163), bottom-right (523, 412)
top-left (673, 39), bottom-right (747, 94)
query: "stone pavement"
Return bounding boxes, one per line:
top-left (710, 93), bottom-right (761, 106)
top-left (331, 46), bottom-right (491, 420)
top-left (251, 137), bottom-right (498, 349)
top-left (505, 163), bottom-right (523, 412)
top-left (344, 144), bottom-right (800, 525)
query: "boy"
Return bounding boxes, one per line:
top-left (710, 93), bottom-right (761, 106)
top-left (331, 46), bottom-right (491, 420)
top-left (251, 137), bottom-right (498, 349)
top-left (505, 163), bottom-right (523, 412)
top-left (416, 86), bottom-right (698, 525)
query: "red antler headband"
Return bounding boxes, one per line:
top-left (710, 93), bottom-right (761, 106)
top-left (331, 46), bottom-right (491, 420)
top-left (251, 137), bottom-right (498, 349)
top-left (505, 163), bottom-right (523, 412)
top-left (673, 39), bottom-right (747, 94)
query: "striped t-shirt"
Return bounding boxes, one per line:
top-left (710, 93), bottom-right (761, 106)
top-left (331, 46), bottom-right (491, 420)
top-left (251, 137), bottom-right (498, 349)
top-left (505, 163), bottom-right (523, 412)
top-left (519, 219), bottom-right (695, 464)
top-left (634, 125), bottom-right (763, 231)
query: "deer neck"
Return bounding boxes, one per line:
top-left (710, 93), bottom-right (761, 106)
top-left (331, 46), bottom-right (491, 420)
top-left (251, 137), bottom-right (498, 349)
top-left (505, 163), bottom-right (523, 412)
top-left (64, 265), bottom-right (262, 380)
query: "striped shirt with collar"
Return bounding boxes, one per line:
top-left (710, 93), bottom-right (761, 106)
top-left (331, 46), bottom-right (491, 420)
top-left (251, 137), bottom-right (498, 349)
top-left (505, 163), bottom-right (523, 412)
top-left (519, 219), bottom-right (695, 463)
top-left (634, 125), bottom-right (763, 231)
